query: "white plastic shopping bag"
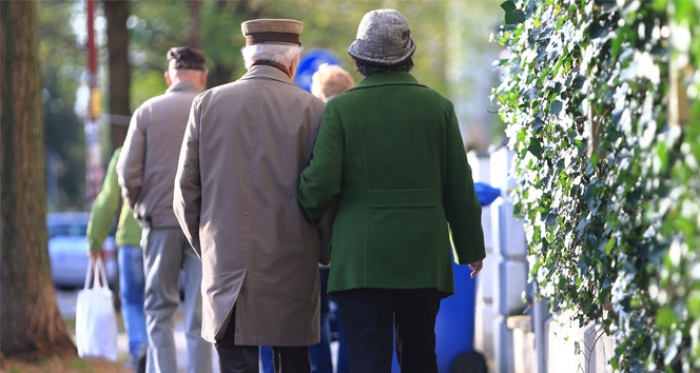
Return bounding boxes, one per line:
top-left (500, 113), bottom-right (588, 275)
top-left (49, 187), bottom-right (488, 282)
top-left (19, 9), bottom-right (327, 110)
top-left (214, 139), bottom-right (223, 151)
top-left (75, 256), bottom-right (118, 361)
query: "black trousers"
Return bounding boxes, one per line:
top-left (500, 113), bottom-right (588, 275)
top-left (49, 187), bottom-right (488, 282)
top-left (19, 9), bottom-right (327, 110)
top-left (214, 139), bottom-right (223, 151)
top-left (334, 288), bottom-right (443, 373)
top-left (215, 308), bottom-right (311, 373)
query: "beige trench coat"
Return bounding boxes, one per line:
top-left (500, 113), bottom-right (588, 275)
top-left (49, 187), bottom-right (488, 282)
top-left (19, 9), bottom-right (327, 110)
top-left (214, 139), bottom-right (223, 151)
top-left (173, 65), bottom-right (331, 346)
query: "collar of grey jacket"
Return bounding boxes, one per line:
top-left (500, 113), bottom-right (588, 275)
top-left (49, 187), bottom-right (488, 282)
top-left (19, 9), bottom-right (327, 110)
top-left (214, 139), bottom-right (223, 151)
top-left (166, 81), bottom-right (203, 93)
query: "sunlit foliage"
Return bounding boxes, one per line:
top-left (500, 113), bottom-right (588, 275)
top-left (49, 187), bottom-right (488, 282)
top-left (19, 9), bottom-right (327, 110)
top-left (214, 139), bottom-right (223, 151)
top-left (496, 0), bottom-right (700, 370)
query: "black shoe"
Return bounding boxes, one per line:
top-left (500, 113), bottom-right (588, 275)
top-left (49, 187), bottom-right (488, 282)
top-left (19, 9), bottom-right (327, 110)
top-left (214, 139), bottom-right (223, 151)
top-left (135, 346), bottom-right (147, 373)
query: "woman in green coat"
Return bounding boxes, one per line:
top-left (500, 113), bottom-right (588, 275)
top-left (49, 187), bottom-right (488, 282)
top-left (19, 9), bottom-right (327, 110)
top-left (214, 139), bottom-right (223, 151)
top-left (298, 9), bottom-right (486, 373)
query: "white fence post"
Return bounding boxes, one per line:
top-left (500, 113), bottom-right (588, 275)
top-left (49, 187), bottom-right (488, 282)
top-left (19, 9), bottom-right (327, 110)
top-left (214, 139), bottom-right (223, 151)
top-left (468, 151), bottom-right (496, 361)
top-left (489, 147), bottom-right (528, 373)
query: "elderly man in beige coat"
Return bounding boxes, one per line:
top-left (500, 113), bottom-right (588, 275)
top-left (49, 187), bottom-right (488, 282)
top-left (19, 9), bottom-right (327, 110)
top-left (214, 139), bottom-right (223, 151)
top-left (173, 19), bottom-right (331, 373)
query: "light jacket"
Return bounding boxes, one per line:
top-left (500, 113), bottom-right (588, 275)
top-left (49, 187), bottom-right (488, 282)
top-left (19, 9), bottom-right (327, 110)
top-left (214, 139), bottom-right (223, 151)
top-left (87, 148), bottom-right (141, 251)
top-left (117, 81), bottom-right (203, 228)
top-left (298, 72), bottom-right (486, 295)
top-left (174, 65), bottom-right (332, 345)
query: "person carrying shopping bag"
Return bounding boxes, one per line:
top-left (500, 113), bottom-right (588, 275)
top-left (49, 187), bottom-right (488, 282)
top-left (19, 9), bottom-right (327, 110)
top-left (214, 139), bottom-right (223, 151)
top-left (87, 147), bottom-right (147, 372)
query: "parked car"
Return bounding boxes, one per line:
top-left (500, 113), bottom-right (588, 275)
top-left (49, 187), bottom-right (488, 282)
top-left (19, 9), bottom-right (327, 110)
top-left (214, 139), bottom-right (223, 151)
top-left (47, 212), bottom-right (118, 289)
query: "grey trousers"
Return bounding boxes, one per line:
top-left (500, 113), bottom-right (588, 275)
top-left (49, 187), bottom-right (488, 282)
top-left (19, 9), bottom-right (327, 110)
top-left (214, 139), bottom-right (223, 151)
top-left (142, 227), bottom-right (212, 373)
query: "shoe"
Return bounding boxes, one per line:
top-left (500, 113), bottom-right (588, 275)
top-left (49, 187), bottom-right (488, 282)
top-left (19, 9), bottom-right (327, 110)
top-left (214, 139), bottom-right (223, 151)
top-left (135, 346), bottom-right (147, 373)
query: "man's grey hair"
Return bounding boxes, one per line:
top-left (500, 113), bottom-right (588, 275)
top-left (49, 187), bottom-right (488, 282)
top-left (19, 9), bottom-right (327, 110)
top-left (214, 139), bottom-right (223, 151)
top-left (242, 44), bottom-right (301, 70)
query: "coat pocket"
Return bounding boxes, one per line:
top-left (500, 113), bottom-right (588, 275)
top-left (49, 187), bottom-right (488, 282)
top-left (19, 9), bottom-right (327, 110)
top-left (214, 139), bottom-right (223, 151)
top-left (369, 189), bottom-right (436, 208)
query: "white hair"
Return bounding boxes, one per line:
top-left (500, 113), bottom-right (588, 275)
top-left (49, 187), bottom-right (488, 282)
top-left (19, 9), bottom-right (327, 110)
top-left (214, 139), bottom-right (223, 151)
top-left (241, 44), bottom-right (301, 70)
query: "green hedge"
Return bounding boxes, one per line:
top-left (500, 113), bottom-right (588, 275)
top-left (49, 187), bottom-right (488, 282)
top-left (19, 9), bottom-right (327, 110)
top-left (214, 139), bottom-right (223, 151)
top-left (495, 0), bottom-right (700, 371)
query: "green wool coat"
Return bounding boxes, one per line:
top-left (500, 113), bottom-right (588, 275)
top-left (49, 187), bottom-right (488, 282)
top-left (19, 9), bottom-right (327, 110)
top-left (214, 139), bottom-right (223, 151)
top-left (298, 72), bottom-right (486, 296)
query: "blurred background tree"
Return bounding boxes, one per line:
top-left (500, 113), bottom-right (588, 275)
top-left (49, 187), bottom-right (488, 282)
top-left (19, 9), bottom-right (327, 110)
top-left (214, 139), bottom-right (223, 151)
top-left (39, 1), bottom-right (86, 211)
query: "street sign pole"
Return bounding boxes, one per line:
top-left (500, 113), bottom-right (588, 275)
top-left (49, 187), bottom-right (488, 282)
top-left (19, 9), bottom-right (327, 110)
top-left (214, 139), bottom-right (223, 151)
top-left (85, 0), bottom-right (103, 205)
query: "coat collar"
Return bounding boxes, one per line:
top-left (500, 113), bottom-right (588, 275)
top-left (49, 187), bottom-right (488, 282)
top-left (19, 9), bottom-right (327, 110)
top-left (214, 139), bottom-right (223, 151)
top-left (356, 72), bottom-right (422, 89)
top-left (166, 81), bottom-right (202, 94)
top-left (240, 65), bottom-right (295, 85)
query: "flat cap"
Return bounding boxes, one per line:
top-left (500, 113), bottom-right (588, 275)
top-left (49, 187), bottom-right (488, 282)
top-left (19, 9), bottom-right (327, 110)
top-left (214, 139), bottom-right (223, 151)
top-left (167, 46), bottom-right (206, 71)
top-left (241, 19), bottom-right (304, 46)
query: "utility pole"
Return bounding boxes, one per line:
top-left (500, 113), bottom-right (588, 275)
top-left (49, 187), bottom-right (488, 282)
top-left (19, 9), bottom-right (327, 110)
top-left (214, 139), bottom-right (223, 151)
top-left (85, 0), bottom-right (103, 205)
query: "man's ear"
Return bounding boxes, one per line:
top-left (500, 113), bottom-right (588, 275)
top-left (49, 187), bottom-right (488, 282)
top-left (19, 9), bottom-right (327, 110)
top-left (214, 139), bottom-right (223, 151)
top-left (164, 71), bottom-right (173, 87)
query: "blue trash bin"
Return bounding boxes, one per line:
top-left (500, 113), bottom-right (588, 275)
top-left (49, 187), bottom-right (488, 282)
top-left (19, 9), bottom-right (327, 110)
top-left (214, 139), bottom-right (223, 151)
top-left (474, 182), bottom-right (501, 207)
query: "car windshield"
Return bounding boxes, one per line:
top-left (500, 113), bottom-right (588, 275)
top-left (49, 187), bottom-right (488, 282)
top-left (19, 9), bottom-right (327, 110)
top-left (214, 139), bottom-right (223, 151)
top-left (49, 223), bottom-right (88, 238)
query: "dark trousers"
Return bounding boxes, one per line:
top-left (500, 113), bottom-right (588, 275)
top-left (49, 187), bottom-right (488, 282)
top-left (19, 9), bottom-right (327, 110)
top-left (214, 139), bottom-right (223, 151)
top-left (309, 268), bottom-right (333, 373)
top-left (215, 308), bottom-right (311, 373)
top-left (334, 288), bottom-right (443, 373)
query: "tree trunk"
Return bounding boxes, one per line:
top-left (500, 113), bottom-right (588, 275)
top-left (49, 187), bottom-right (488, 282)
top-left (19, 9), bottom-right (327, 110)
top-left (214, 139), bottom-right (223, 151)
top-left (206, 63), bottom-right (235, 88)
top-left (0, 0), bottom-right (76, 359)
top-left (105, 0), bottom-right (130, 149)
top-left (189, 0), bottom-right (200, 49)
top-left (203, 0), bottom-right (260, 89)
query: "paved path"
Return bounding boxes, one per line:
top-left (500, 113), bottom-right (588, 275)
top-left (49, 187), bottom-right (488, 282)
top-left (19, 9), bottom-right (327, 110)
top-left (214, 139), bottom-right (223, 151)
top-left (56, 289), bottom-right (342, 373)
top-left (56, 289), bottom-right (220, 373)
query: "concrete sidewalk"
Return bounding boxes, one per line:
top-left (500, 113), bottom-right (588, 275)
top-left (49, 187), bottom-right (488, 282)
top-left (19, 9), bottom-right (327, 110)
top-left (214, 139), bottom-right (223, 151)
top-left (56, 289), bottom-right (219, 373)
top-left (118, 304), bottom-right (220, 373)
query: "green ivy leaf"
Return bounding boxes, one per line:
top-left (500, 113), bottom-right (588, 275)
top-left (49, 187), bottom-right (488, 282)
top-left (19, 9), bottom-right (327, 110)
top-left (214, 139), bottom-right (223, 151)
top-left (689, 291), bottom-right (700, 318)
top-left (604, 237), bottom-right (617, 255)
top-left (501, 0), bottom-right (515, 13)
top-left (500, 0), bottom-right (526, 25)
top-left (528, 139), bottom-right (544, 159)
top-left (589, 21), bottom-right (606, 39)
top-left (505, 10), bottom-right (526, 25)
top-left (550, 100), bottom-right (563, 116)
top-left (652, 0), bottom-right (667, 12)
top-left (532, 117), bottom-right (545, 131)
top-left (656, 307), bottom-right (678, 329)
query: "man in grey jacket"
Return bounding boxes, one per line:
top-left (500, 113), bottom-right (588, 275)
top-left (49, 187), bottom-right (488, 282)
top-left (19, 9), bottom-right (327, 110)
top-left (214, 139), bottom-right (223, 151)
top-left (117, 46), bottom-right (212, 373)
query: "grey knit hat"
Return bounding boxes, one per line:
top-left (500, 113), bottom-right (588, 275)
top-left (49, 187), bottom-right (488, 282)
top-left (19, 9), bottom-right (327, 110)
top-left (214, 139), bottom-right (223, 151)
top-left (347, 9), bottom-right (416, 66)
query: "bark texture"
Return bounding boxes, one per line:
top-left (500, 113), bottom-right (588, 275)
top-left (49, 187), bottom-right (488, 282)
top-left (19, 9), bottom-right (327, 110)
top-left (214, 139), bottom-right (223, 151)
top-left (0, 0), bottom-right (77, 358)
top-left (189, 0), bottom-right (200, 49)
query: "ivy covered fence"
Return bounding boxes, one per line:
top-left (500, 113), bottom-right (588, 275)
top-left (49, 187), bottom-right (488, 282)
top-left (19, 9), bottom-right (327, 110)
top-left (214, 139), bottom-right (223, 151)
top-left (494, 0), bottom-right (700, 371)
